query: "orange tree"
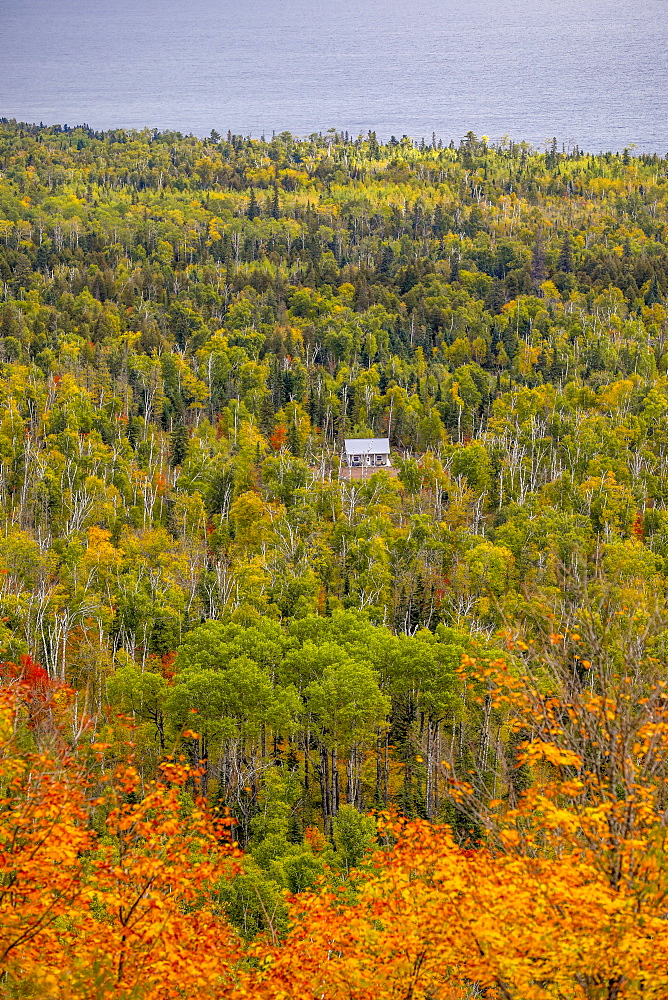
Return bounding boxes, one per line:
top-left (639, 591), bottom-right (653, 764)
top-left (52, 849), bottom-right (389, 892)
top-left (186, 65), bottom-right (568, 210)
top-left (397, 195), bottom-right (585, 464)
top-left (0, 680), bottom-right (242, 999)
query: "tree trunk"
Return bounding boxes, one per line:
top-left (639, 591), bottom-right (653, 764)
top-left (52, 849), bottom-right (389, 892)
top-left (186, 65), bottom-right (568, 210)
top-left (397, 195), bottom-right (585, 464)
top-left (319, 743), bottom-right (331, 835)
top-left (331, 748), bottom-right (339, 817)
top-left (376, 730), bottom-right (383, 804)
top-left (347, 746), bottom-right (361, 808)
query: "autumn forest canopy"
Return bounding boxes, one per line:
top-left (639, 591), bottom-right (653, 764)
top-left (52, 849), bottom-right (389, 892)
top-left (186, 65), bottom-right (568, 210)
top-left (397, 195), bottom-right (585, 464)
top-left (2, 119), bottom-right (668, 998)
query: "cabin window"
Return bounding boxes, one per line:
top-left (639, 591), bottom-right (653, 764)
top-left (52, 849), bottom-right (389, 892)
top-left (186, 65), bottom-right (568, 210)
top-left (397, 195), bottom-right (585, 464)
top-left (351, 455), bottom-right (361, 466)
top-left (375, 455), bottom-right (385, 465)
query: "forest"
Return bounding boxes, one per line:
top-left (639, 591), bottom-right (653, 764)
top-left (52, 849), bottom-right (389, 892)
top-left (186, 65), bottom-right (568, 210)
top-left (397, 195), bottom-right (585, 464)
top-left (2, 118), bottom-right (668, 998)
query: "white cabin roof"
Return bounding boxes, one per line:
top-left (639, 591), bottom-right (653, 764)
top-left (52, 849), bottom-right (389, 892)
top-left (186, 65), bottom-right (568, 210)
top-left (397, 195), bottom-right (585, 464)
top-left (344, 438), bottom-right (390, 455)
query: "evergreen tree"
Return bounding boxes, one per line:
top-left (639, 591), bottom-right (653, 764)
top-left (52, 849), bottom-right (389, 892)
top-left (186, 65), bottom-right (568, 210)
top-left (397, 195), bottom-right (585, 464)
top-left (169, 423), bottom-right (189, 467)
top-left (557, 233), bottom-right (574, 273)
top-left (247, 186), bottom-right (260, 220)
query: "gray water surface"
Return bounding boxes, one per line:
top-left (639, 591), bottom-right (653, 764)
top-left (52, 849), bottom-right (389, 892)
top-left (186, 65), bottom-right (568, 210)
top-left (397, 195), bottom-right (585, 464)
top-left (0, 0), bottom-right (666, 152)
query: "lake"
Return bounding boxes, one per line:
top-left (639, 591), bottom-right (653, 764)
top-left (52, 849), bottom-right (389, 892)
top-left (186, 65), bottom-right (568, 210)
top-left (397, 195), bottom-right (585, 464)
top-left (0, 0), bottom-right (666, 152)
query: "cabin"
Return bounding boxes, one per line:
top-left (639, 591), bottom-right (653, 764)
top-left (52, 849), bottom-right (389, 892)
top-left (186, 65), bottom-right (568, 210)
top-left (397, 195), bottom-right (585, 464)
top-left (343, 437), bottom-right (391, 469)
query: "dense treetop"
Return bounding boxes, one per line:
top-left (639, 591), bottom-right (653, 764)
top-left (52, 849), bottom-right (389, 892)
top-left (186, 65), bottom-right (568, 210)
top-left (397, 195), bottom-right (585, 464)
top-left (1, 118), bottom-right (668, 948)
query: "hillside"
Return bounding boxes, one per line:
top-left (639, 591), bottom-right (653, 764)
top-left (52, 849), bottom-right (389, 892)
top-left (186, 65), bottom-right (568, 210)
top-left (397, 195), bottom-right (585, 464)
top-left (2, 120), bottom-right (668, 997)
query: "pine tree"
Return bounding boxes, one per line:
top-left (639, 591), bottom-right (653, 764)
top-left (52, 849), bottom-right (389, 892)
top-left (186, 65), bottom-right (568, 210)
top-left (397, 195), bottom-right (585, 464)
top-left (169, 422), bottom-right (189, 467)
top-left (288, 418), bottom-right (301, 458)
top-left (646, 274), bottom-right (663, 306)
top-left (557, 233), bottom-right (573, 273)
top-left (247, 186), bottom-right (259, 220)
